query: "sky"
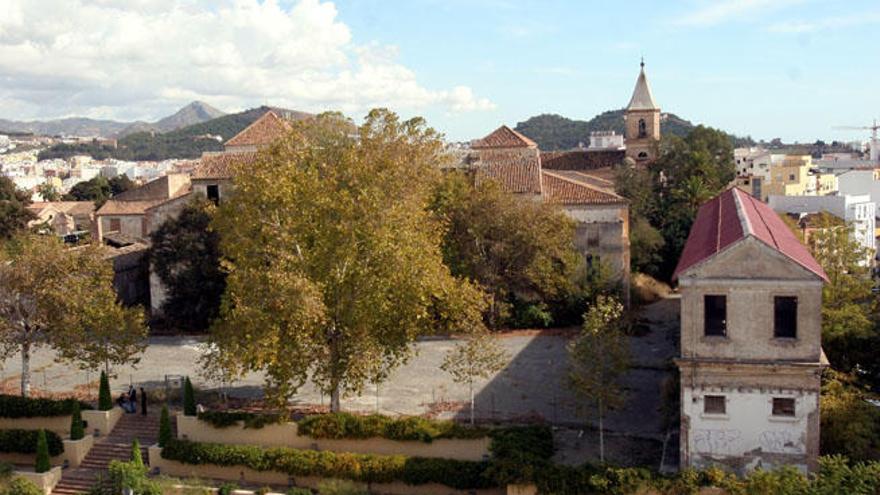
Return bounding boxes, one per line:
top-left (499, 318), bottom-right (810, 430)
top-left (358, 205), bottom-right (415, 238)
top-left (1, 0), bottom-right (879, 143)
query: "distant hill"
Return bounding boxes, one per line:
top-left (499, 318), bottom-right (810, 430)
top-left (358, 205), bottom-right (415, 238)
top-left (513, 109), bottom-right (697, 151)
top-left (117, 101), bottom-right (226, 137)
top-left (38, 106), bottom-right (312, 162)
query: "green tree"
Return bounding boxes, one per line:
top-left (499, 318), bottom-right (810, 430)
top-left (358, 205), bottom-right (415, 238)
top-left (149, 199), bottom-right (225, 331)
top-left (0, 176), bottom-right (34, 240)
top-left (158, 405), bottom-right (172, 447)
top-left (206, 110), bottom-right (486, 412)
top-left (0, 235), bottom-right (146, 396)
top-left (440, 333), bottom-right (509, 425)
top-left (34, 430), bottom-right (50, 473)
top-left (108, 176), bottom-right (134, 196)
top-left (36, 183), bottom-right (60, 202)
top-left (98, 371), bottom-right (112, 411)
top-left (183, 377), bottom-right (196, 416)
top-left (805, 214), bottom-right (876, 372)
top-left (431, 171), bottom-right (583, 328)
top-left (567, 295), bottom-right (630, 463)
top-left (63, 176), bottom-right (111, 206)
top-left (821, 371), bottom-right (880, 460)
top-left (70, 402), bottom-right (84, 441)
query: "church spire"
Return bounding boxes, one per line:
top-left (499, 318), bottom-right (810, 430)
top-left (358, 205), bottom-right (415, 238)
top-left (627, 59), bottom-right (658, 111)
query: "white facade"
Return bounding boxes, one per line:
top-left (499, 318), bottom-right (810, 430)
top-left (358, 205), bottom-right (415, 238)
top-left (768, 194), bottom-right (876, 256)
top-left (684, 388), bottom-right (818, 473)
top-left (588, 131), bottom-right (624, 150)
top-left (734, 149), bottom-right (784, 182)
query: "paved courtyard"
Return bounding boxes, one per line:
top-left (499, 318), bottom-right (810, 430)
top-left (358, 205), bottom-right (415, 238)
top-left (0, 297), bottom-right (680, 465)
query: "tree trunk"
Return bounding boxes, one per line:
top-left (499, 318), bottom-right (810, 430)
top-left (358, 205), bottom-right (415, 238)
top-left (21, 341), bottom-right (31, 397)
top-left (469, 382), bottom-right (475, 426)
top-left (598, 399), bottom-right (605, 463)
top-left (330, 385), bottom-right (341, 412)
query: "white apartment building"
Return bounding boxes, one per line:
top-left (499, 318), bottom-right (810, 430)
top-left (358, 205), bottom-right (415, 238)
top-left (588, 130), bottom-right (625, 150)
top-left (769, 194), bottom-right (876, 257)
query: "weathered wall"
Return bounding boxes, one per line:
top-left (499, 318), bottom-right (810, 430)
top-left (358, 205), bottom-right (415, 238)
top-left (191, 179), bottom-right (235, 204)
top-left (99, 215), bottom-right (145, 241)
top-left (175, 416), bottom-right (491, 461)
top-left (562, 203), bottom-right (630, 284)
top-left (0, 416), bottom-right (71, 435)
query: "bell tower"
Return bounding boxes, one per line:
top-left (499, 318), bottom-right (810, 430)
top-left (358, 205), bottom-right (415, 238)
top-left (624, 59), bottom-right (661, 163)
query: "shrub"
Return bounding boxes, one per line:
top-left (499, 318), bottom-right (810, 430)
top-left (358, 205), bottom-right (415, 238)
top-left (285, 488), bottom-right (311, 495)
top-left (106, 460), bottom-right (160, 495)
top-left (161, 439), bottom-right (491, 489)
top-left (196, 411), bottom-right (284, 429)
top-left (131, 439), bottom-right (143, 467)
top-left (70, 402), bottom-right (85, 441)
top-left (98, 371), bottom-right (112, 411)
top-left (296, 413), bottom-right (488, 443)
top-left (217, 483), bottom-right (238, 495)
top-left (183, 377), bottom-right (196, 416)
top-left (0, 429), bottom-right (63, 457)
top-left (315, 479), bottom-right (366, 495)
top-left (1, 478), bottom-right (43, 495)
top-left (159, 406), bottom-right (172, 448)
top-left (0, 395), bottom-right (91, 418)
top-left (34, 430), bottom-right (50, 473)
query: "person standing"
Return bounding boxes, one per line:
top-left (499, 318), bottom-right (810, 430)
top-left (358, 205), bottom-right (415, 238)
top-left (129, 386), bottom-right (137, 414)
top-left (139, 387), bottom-right (147, 416)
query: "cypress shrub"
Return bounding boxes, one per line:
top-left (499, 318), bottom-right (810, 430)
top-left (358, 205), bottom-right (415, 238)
top-left (158, 405), bottom-right (172, 448)
top-left (70, 402), bottom-right (84, 441)
top-left (183, 377), bottom-right (196, 416)
top-left (130, 439), bottom-right (143, 467)
top-left (34, 430), bottom-right (50, 473)
top-left (98, 371), bottom-right (112, 411)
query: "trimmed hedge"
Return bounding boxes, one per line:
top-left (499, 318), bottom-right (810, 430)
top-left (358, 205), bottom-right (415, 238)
top-left (0, 394), bottom-right (92, 418)
top-left (296, 413), bottom-right (489, 443)
top-left (161, 439), bottom-right (493, 489)
top-left (0, 429), bottom-right (64, 456)
top-left (196, 411), bottom-right (284, 430)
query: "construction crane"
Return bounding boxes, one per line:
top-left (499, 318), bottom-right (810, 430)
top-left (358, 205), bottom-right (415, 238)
top-left (833, 119), bottom-right (879, 162)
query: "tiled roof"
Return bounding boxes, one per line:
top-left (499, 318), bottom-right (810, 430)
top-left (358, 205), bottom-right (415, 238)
top-left (28, 201), bottom-right (95, 216)
top-left (192, 152), bottom-right (258, 179)
top-left (540, 150), bottom-right (625, 171)
top-left (471, 125), bottom-right (537, 149)
top-left (627, 64), bottom-right (659, 111)
top-left (673, 187), bottom-right (828, 282)
top-left (474, 149), bottom-right (542, 194)
top-left (97, 200), bottom-right (164, 216)
top-left (541, 170), bottom-right (627, 205)
top-left (225, 111), bottom-right (292, 148)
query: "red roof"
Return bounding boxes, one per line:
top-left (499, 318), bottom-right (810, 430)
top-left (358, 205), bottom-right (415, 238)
top-left (673, 187), bottom-right (828, 282)
top-left (225, 111), bottom-right (292, 148)
top-left (541, 170), bottom-right (627, 205)
top-left (475, 149), bottom-right (543, 194)
top-left (471, 125), bottom-right (537, 149)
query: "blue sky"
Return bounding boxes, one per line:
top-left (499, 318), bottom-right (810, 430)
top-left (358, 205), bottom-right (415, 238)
top-left (331, 0), bottom-right (880, 143)
top-left (1, 0), bottom-right (878, 144)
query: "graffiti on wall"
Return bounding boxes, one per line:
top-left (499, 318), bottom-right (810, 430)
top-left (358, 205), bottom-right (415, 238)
top-left (693, 429), bottom-right (742, 455)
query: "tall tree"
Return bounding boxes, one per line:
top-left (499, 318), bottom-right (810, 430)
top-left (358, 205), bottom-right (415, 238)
top-left (63, 176), bottom-right (112, 206)
top-left (36, 183), bottom-right (60, 202)
top-left (567, 295), bottom-right (630, 463)
top-left (0, 176), bottom-right (34, 240)
top-left (441, 332), bottom-right (508, 425)
top-left (431, 171), bottom-right (584, 328)
top-left (0, 235), bottom-right (147, 396)
top-left (150, 199), bottom-right (225, 331)
top-left (206, 110), bottom-right (486, 412)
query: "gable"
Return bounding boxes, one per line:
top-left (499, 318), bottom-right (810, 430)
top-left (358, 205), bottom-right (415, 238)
top-left (680, 237), bottom-right (824, 282)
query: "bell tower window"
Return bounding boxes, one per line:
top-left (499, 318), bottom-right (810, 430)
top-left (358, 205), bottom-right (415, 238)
top-left (638, 119), bottom-right (647, 138)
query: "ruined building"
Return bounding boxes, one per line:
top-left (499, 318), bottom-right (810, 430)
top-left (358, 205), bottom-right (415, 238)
top-left (673, 187), bottom-right (828, 473)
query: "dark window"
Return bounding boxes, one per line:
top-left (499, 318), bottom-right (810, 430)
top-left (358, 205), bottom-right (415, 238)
top-left (638, 151), bottom-right (648, 159)
top-left (774, 296), bottom-right (797, 338)
top-left (206, 184), bottom-right (220, 205)
top-left (772, 398), bottom-right (795, 417)
top-left (638, 119), bottom-right (647, 138)
top-left (704, 395), bottom-right (726, 415)
top-left (704, 295), bottom-right (727, 336)
top-left (109, 218), bottom-right (121, 232)
top-left (788, 174), bottom-right (795, 181)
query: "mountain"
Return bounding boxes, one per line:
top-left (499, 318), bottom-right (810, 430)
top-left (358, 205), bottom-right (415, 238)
top-left (38, 106), bottom-right (312, 162)
top-left (116, 101), bottom-right (226, 137)
top-left (0, 101), bottom-right (227, 138)
top-left (514, 109), bottom-right (696, 151)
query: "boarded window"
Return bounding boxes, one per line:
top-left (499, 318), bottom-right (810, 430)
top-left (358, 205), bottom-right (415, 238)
top-left (206, 185), bottom-right (220, 205)
top-left (772, 398), bottom-right (796, 417)
top-left (109, 218), bottom-right (121, 232)
top-left (774, 296), bottom-right (797, 338)
top-left (704, 395), bottom-right (726, 415)
top-left (704, 295), bottom-right (727, 336)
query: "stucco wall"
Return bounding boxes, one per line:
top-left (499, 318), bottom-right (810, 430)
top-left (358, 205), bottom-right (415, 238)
top-left (562, 203), bottom-right (630, 284)
top-left (99, 215), bottom-right (145, 241)
top-left (0, 416), bottom-right (72, 435)
top-left (14, 467), bottom-right (62, 495)
top-left (175, 416), bottom-right (490, 461)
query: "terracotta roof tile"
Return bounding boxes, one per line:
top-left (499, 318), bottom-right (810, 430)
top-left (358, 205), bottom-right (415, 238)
top-left (472, 126), bottom-right (537, 149)
top-left (540, 150), bottom-right (625, 171)
top-left (673, 187), bottom-right (828, 282)
top-left (96, 200), bottom-right (164, 216)
top-left (192, 152), bottom-right (258, 180)
top-left (474, 149), bottom-right (542, 194)
top-left (225, 111), bottom-right (292, 148)
top-left (541, 170), bottom-right (627, 205)
top-left (28, 201), bottom-right (95, 216)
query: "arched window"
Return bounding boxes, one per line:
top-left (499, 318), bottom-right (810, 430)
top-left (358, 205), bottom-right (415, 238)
top-left (638, 151), bottom-right (648, 160)
top-left (638, 119), bottom-right (647, 138)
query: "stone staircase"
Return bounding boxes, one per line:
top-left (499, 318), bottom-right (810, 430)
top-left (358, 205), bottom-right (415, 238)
top-left (52, 411), bottom-right (166, 495)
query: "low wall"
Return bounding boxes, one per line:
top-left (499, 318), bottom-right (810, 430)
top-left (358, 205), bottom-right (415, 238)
top-left (0, 416), bottom-right (71, 436)
top-left (0, 435), bottom-right (93, 468)
top-left (176, 415), bottom-right (491, 461)
top-left (149, 445), bottom-right (504, 495)
top-left (82, 407), bottom-right (123, 438)
top-left (14, 466), bottom-right (62, 495)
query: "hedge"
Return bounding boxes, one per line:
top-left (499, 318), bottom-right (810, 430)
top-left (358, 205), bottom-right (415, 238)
top-left (0, 429), bottom-right (64, 456)
top-left (196, 411), bottom-right (284, 430)
top-left (296, 413), bottom-right (489, 443)
top-left (0, 395), bottom-right (92, 418)
top-left (161, 439), bottom-right (493, 489)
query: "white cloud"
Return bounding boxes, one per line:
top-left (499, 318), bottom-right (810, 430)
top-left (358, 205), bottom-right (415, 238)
top-left (0, 0), bottom-right (495, 121)
top-left (767, 11), bottom-right (880, 33)
top-left (674, 0), bottom-right (804, 27)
